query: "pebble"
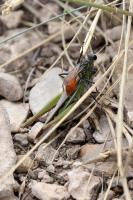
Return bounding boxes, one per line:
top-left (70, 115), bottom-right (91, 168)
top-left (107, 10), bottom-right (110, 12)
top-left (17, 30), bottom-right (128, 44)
top-left (36, 143), bottom-right (57, 165)
top-left (0, 10), bottom-right (23, 28)
top-left (16, 155), bottom-right (33, 173)
top-left (0, 106), bottom-right (16, 198)
top-left (0, 100), bottom-right (29, 132)
top-left (14, 134), bottom-right (28, 146)
top-left (67, 167), bottom-right (100, 200)
top-left (0, 73), bottom-right (23, 101)
top-left (128, 179), bottom-right (133, 190)
top-left (30, 181), bottom-right (70, 200)
top-left (66, 127), bottom-right (86, 144)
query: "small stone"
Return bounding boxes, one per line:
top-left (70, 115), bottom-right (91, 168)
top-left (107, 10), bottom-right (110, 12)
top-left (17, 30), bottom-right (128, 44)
top-left (30, 181), bottom-right (70, 200)
top-left (0, 106), bottom-right (16, 198)
top-left (80, 144), bottom-right (103, 163)
top-left (0, 100), bottom-right (29, 132)
top-left (0, 73), bottom-right (23, 101)
top-left (36, 143), bottom-right (57, 165)
top-left (39, 3), bottom-right (59, 22)
top-left (93, 114), bottom-right (111, 143)
top-left (38, 170), bottom-right (53, 183)
top-left (106, 26), bottom-right (122, 41)
top-left (0, 10), bottom-right (23, 28)
top-left (16, 155), bottom-right (33, 173)
top-left (48, 22), bottom-right (78, 42)
top-left (28, 122), bottom-right (43, 143)
top-left (66, 145), bottom-right (80, 160)
top-left (29, 67), bottom-right (63, 114)
top-left (98, 190), bottom-right (115, 200)
top-left (95, 162), bottom-right (117, 177)
top-left (128, 179), bottom-right (133, 190)
top-left (66, 127), bottom-right (86, 143)
top-left (95, 53), bottom-right (110, 66)
top-left (67, 167), bottom-right (100, 200)
top-left (14, 134), bottom-right (28, 146)
top-left (46, 165), bottom-right (55, 174)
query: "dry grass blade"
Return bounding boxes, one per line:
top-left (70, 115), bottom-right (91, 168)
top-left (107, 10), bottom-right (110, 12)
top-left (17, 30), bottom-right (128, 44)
top-left (116, 1), bottom-right (133, 199)
top-left (83, 9), bottom-right (102, 55)
top-left (103, 170), bottom-right (117, 200)
top-left (63, 0), bottom-right (133, 17)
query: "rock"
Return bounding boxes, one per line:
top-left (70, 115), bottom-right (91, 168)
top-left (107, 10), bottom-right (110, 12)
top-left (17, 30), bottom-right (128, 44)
top-left (80, 144), bottom-right (104, 163)
top-left (98, 190), bottom-right (115, 200)
top-left (46, 165), bottom-right (55, 174)
top-left (39, 3), bottom-right (60, 22)
top-left (66, 145), bottom-right (80, 160)
top-left (106, 26), bottom-right (122, 41)
top-left (0, 29), bottom-right (42, 68)
top-left (36, 143), bottom-right (57, 165)
top-left (14, 134), bottom-right (28, 146)
top-left (0, 10), bottom-right (23, 28)
top-left (0, 100), bottom-right (29, 132)
top-left (27, 122), bottom-right (43, 143)
top-left (128, 179), bottom-right (133, 190)
top-left (1, 195), bottom-right (19, 200)
top-left (29, 67), bottom-right (63, 114)
top-left (16, 155), bottom-right (33, 173)
top-left (66, 127), bottom-right (86, 143)
top-left (93, 114), bottom-right (111, 143)
top-left (95, 53), bottom-right (110, 66)
top-left (48, 22), bottom-right (79, 42)
top-left (0, 106), bottom-right (16, 198)
top-left (67, 167), bottom-right (100, 200)
top-left (0, 73), bottom-right (23, 101)
top-left (30, 181), bottom-right (70, 200)
top-left (38, 170), bottom-right (53, 183)
top-left (89, 161), bottom-right (117, 177)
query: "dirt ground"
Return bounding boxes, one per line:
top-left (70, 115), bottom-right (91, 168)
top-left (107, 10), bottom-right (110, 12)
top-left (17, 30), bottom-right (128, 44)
top-left (0, 0), bottom-right (133, 200)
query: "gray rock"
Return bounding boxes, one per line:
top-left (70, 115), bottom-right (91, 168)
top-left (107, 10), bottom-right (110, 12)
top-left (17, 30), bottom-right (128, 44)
top-left (67, 167), bottom-right (100, 200)
top-left (38, 170), bottom-right (53, 183)
top-left (36, 143), bottom-right (57, 165)
top-left (128, 179), bottom-right (133, 190)
top-left (93, 114), bottom-right (111, 143)
top-left (0, 10), bottom-right (23, 28)
top-left (14, 134), bottom-right (28, 146)
top-left (66, 145), bottom-right (80, 160)
top-left (16, 155), bottom-right (33, 173)
top-left (29, 67), bottom-right (63, 114)
top-left (30, 181), bottom-right (70, 200)
top-left (0, 100), bottom-right (29, 132)
top-left (66, 127), bottom-right (85, 143)
top-left (80, 144), bottom-right (104, 163)
top-left (0, 73), bottom-right (23, 101)
top-left (0, 106), bottom-right (16, 198)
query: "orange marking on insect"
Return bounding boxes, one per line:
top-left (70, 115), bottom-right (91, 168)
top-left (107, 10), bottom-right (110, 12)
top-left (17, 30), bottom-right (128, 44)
top-left (63, 67), bottom-right (80, 96)
top-left (65, 78), bottom-right (78, 95)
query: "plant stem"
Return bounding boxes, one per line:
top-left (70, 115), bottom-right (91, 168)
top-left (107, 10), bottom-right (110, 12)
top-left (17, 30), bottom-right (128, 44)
top-left (61, 0), bottom-right (133, 17)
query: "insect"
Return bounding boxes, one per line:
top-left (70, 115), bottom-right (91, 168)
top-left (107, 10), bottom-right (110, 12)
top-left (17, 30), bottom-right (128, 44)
top-left (45, 53), bottom-right (97, 124)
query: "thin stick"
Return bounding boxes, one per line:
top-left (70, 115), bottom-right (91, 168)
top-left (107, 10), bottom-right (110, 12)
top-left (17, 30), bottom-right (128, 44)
top-left (116, 1), bottom-right (132, 199)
